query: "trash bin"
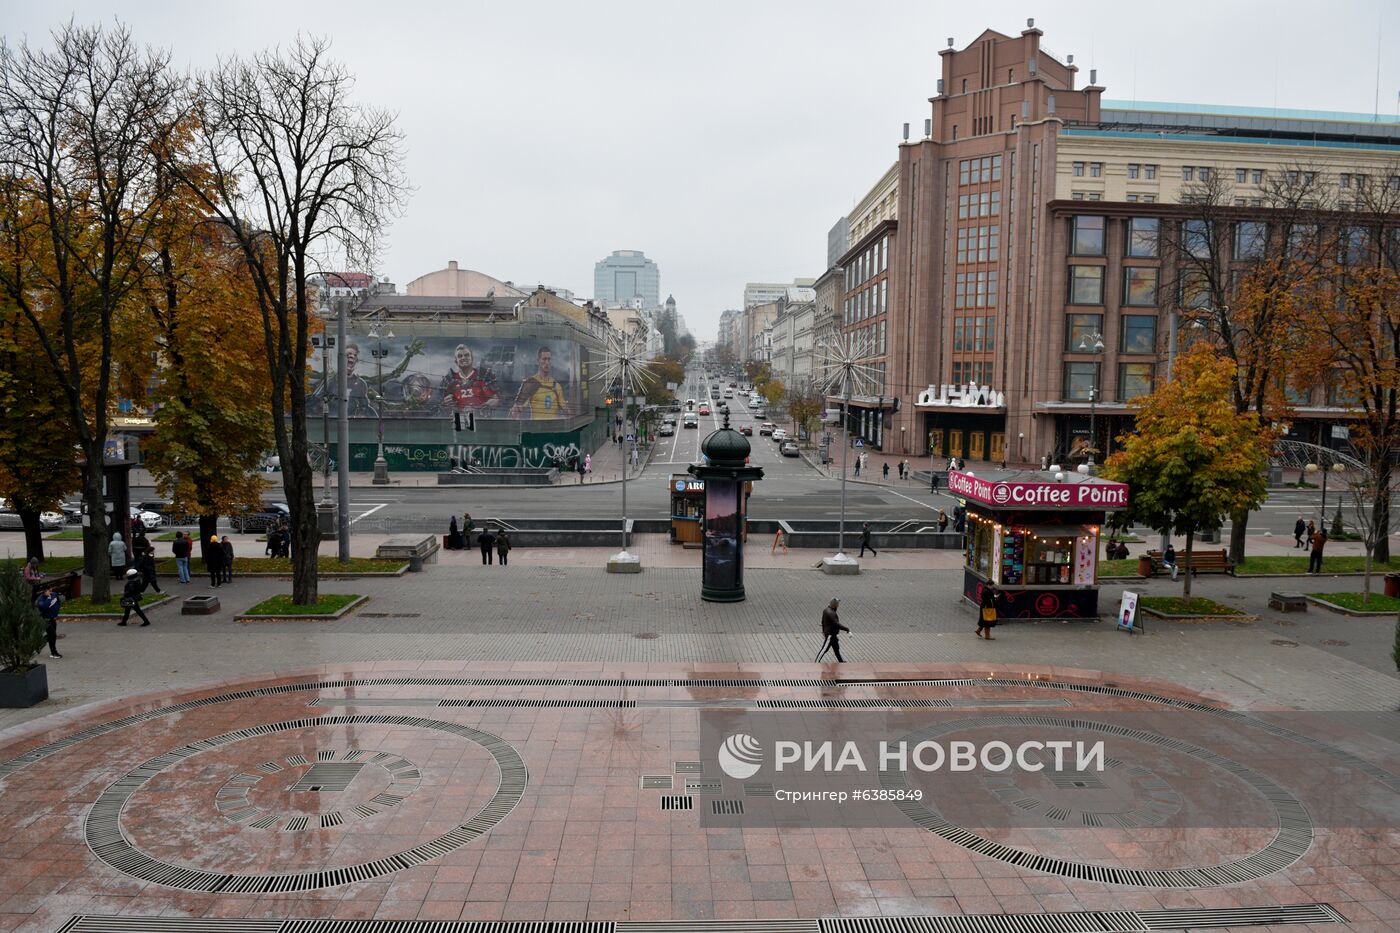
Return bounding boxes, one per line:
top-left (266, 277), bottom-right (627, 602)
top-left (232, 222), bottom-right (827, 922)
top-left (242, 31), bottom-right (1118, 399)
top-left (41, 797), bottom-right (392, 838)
top-left (1137, 556), bottom-right (1154, 578)
top-left (1385, 573), bottom-right (1400, 598)
top-left (408, 555), bottom-right (424, 573)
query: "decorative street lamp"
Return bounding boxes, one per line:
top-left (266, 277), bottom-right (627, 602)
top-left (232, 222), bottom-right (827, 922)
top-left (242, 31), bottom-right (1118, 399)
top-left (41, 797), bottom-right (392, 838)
top-left (1078, 332), bottom-right (1106, 469)
top-left (600, 325), bottom-right (654, 573)
top-left (367, 325), bottom-right (393, 485)
top-left (818, 331), bottom-right (878, 574)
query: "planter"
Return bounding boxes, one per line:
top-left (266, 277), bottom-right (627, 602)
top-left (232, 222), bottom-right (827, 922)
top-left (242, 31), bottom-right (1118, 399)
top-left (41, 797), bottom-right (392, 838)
top-left (0, 664), bottom-right (49, 708)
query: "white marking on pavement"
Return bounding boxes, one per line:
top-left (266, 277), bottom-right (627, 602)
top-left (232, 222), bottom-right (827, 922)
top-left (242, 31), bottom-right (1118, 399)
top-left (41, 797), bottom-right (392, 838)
top-left (349, 503), bottom-right (388, 524)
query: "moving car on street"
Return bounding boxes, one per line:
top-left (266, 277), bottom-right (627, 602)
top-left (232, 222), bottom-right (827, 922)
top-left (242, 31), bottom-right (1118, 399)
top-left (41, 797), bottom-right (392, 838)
top-left (759, 422), bottom-right (774, 436)
top-left (698, 404), bottom-right (712, 415)
top-left (771, 428), bottom-right (788, 442)
top-left (659, 422), bottom-right (675, 436)
top-left (229, 501), bottom-right (291, 533)
top-left (739, 425), bottom-right (753, 436)
top-left (683, 413), bottom-right (699, 429)
top-left (780, 440), bottom-right (800, 457)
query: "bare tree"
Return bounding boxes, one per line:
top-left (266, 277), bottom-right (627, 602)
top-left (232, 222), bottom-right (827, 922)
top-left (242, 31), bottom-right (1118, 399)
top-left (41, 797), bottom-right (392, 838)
top-left (1162, 162), bottom-right (1336, 565)
top-left (0, 23), bottom-right (179, 600)
top-left (172, 36), bottom-right (406, 603)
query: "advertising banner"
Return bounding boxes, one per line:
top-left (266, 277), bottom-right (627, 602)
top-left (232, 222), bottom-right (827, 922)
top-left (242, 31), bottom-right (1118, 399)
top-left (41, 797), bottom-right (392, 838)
top-left (308, 336), bottom-right (580, 421)
top-left (947, 471), bottom-right (1128, 510)
top-left (1118, 590), bottom-right (1141, 633)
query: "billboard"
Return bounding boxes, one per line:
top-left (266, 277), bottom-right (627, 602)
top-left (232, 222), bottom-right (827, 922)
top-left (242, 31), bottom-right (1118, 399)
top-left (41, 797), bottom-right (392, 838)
top-left (307, 335), bottom-right (581, 421)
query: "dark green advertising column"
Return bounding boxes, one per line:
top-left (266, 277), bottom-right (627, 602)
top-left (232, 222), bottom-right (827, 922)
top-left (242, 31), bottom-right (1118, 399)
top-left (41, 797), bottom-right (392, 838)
top-left (690, 413), bottom-right (763, 603)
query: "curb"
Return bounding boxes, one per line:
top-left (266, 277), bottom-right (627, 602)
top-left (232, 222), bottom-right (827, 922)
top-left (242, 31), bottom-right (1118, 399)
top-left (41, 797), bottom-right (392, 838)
top-left (235, 593), bottom-right (370, 623)
top-left (57, 594), bottom-right (178, 621)
top-left (1139, 606), bottom-right (1256, 622)
top-left (153, 564), bottom-right (408, 578)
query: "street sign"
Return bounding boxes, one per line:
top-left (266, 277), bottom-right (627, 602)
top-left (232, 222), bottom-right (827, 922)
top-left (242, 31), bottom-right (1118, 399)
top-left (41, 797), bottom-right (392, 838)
top-left (853, 439), bottom-right (864, 448)
top-left (1117, 591), bottom-right (1141, 634)
top-left (453, 411), bottom-right (476, 432)
top-left (625, 434), bottom-right (636, 442)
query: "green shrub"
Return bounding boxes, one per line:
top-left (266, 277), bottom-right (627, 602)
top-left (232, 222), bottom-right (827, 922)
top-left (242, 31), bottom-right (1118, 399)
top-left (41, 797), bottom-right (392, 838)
top-left (0, 562), bottom-right (46, 672)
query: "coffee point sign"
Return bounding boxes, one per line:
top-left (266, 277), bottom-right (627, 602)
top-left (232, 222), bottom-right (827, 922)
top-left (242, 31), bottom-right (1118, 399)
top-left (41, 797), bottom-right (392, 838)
top-left (948, 471), bottom-right (1128, 510)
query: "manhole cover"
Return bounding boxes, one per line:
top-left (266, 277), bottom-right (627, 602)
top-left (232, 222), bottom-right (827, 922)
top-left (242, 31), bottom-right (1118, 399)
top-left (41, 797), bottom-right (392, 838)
top-left (635, 632), bottom-right (659, 639)
top-left (1320, 639), bottom-right (1349, 646)
top-left (1271, 639), bottom-right (1299, 647)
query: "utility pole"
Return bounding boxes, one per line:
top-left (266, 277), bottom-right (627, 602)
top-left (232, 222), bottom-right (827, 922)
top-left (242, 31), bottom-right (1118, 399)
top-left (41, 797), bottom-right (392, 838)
top-left (336, 297), bottom-right (351, 563)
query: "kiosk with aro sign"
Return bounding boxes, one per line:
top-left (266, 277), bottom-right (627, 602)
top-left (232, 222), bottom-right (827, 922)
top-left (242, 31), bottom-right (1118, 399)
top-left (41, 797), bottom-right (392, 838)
top-left (951, 469), bottom-right (1129, 620)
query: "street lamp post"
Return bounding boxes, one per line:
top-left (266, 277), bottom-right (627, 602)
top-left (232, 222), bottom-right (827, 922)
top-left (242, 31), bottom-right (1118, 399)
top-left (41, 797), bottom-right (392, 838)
top-left (1077, 332), bottom-right (1106, 469)
top-left (367, 325), bottom-right (393, 485)
top-left (819, 334), bottom-right (876, 573)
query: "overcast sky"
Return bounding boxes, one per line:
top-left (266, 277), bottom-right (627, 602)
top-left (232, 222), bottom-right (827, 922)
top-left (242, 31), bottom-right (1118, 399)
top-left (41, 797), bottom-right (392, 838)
top-left (7, 1), bottom-right (1399, 339)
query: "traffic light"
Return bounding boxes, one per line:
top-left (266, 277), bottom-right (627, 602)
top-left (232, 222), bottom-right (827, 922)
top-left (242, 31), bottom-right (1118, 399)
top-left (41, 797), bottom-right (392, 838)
top-left (453, 411), bottom-right (475, 432)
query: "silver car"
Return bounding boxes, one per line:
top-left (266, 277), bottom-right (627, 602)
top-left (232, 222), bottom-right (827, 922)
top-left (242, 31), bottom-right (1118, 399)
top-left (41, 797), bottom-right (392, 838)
top-left (0, 509), bottom-right (65, 531)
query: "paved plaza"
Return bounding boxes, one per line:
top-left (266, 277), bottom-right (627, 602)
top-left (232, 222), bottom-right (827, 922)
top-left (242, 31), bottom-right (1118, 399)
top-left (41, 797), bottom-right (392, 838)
top-left (0, 550), bottom-right (1397, 932)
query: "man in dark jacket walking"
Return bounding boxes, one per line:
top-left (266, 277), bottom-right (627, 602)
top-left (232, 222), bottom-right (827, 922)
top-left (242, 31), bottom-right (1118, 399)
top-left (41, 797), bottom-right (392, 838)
top-left (35, 587), bottom-right (62, 658)
top-left (1293, 516), bottom-right (1307, 549)
top-left (478, 527), bottom-right (497, 565)
top-left (136, 548), bottom-right (162, 594)
top-left (859, 522), bottom-right (877, 558)
top-left (220, 536), bottom-right (235, 584)
top-left (117, 569), bottom-right (152, 627)
top-left (816, 598), bottom-right (849, 663)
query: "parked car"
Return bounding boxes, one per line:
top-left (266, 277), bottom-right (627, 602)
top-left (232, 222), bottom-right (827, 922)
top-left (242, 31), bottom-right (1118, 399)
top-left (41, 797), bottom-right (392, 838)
top-left (0, 509), bottom-right (65, 531)
top-left (739, 425), bottom-right (753, 436)
top-left (230, 502), bottom-right (292, 533)
top-left (659, 422), bottom-right (675, 437)
top-left (759, 422), bottom-right (774, 436)
top-left (129, 506), bottom-right (164, 529)
top-left (60, 501), bottom-right (83, 523)
top-left (780, 441), bottom-right (800, 457)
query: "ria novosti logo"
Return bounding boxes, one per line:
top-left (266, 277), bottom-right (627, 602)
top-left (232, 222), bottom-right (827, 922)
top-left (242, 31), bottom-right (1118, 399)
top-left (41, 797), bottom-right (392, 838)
top-left (718, 733), bottom-right (763, 779)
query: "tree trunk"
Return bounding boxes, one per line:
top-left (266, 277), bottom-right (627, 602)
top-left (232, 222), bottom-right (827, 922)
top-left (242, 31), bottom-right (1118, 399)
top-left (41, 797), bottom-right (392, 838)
top-left (283, 438), bottom-right (319, 605)
top-left (1363, 545), bottom-right (1372, 605)
top-left (1371, 463), bottom-right (1391, 564)
top-left (197, 515), bottom-right (219, 566)
top-left (1182, 529), bottom-right (1195, 601)
top-left (18, 509), bottom-right (45, 563)
top-left (1228, 508), bottom-right (1248, 565)
top-left (81, 457), bottom-right (112, 602)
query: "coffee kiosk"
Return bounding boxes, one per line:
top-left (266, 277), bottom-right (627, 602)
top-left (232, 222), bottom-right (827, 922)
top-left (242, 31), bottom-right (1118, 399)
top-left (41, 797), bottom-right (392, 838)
top-left (950, 469), bottom-right (1129, 620)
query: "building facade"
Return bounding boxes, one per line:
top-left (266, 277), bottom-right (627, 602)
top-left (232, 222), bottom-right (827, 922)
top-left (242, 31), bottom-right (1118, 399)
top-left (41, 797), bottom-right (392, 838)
top-left (405, 261), bottom-right (526, 298)
top-left (836, 164), bottom-right (899, 449)
top-left (594, 250), bottom-right (661, 311)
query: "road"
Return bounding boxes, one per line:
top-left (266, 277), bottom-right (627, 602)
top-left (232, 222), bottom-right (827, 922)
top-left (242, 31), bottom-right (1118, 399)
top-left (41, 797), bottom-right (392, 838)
top-left (93, 367), bottom-right (1384, 538)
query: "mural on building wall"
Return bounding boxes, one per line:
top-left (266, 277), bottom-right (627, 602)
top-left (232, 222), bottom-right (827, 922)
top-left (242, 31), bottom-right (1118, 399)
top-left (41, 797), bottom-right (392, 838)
top-left (308, 336), bottom-right (581, 421)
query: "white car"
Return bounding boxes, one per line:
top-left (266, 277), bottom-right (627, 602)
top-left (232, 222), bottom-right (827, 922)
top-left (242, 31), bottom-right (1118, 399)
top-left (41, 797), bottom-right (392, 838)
top-left (130, 506), bottom-right (163, 529)
top-left (0, 509), bottom-right (65, 531)
top-left (771, 429), bottom-right (787, 442)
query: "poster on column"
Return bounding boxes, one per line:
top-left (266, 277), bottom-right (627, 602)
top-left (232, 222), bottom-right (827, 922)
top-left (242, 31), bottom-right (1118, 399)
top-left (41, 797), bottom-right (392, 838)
top-left (306, 336), bottom-right (580, 421)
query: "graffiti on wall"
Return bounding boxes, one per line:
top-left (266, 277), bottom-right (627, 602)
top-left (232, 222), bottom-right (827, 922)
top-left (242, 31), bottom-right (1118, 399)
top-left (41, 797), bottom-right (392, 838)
top-left (309, 336), bottom-right (581, 421)
top-left (347, 442), bottom-right (584, 472)
top-left (451, 442), bottom-right (581, 470)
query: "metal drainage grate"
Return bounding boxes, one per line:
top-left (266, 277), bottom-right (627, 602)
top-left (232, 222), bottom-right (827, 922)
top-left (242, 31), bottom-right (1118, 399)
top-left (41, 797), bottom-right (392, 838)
top-left (673, 761), bottom-right (703, 773)
top-left (289, 763), bottom-right (364, 792)
top-left (683, 779), bottom-right (722, 794)
top-left (711, 799), bottom-right (744, 815)
top-left (640, 775), bottom-right (673, 790)
top-left (659, 795), bottom-right (693, 811)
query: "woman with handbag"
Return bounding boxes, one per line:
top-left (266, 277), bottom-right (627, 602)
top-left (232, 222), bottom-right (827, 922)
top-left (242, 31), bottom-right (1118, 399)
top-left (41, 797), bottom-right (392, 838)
top-left (977, 583), bottom-right (998, 640)
top-left (117, 568), bottom-right (152, 627)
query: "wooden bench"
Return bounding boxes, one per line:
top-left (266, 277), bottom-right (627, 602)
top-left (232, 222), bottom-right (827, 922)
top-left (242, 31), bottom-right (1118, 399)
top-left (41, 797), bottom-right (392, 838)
top-left (1143, 548), bottom-right (1236, 577)
top-left (32, 568), bottom-right (82, 598)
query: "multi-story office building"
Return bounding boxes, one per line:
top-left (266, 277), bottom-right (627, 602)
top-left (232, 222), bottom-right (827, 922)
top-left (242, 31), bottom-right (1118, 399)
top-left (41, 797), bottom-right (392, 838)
top-left (853, 22), bottom-right (1399, 463)
top-left (594, 250), bottom-right (661, 310)
top-left (744, 278), bottom-right (815, 310)
top-left (837, 164), bottom-right (898, 448)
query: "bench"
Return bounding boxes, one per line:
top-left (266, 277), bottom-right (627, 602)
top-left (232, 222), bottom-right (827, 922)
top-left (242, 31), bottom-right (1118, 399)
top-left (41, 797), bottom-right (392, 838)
top-left (1269, 592), bottom-right (1307, 612)
top-left (32, 568), bottom-right (82, 598)
top-left (1143, 548), bottom-right (1236, 576)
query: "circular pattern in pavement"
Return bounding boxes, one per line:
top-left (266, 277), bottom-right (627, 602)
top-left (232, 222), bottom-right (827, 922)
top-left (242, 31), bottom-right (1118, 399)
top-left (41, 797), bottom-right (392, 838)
top-left (84, 715), bottom-right (526, 894)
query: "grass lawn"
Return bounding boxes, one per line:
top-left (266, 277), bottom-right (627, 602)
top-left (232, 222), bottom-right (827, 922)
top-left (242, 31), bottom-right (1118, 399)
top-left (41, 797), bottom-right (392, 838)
top-left (1, 556), bottom-right (86, 572)
top-left (243, 593), bottom-right (362, 616)
top-left (1100, 559), bottom-right (1138, 576)
top-left (1140, 596), bottom-right (1245, 616)
top-left (60, 592), bottom-right (167, 614)
top-left (44, 529), bottom-right (85, 540)
top-left (1305, 592), bottom-right (1400, 612)
top-left (158, 556), bottom-right (400, 574)
top-left (1101, 554), bottom-right (1388, 576)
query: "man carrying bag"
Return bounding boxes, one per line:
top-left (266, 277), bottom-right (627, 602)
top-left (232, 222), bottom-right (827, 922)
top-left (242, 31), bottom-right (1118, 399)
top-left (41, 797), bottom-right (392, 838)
top-left (815, 598), bottom-right (849, 663)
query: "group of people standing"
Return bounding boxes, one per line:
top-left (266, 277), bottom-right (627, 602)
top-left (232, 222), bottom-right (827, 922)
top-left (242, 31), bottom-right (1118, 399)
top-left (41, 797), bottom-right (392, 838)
top-left (445, 512), bottom-right (513, 565)
top-left (1293, 515), bottom-right (1329, 572)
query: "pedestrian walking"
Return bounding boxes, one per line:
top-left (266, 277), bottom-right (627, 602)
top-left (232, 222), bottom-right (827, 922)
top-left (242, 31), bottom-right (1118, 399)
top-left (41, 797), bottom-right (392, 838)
top-left (953, 505), bottom-right (966, 534)
top-left (882, 462), bottom-right (890, 481)
top-left (1293, 516), bottom-right (1307, 549)
top-left (136, 548), bottom-right (162, 594)
top-left (977, 583), bottom-right (999, 640)
top-left (815, 597), bottom-right (849, 663)
top-left (576, 457), bottom-right (586, 484)
top-left (446, 515), bottom-right (464, 550)
top-left (109, 532), bottom-right (128, 576)
top-left (584, 453), bottom-right (592, 480)
top-left (1308, 528), bottom-right (1328, 573)
top-left (853, 458), bottom-right (861, 477)
top-left (859, 522), bottom-right (877, 558)
top-left (930, 471), bottom-right (939, 493)
top-left (172, 531), bottom-right (192, 583)
top-left (35, 587), bottom-right (62, 658)
top-left (495, 529), bottom-right (511, 566)
top-left (478, 526), bottom-right (497, 565)
top-left (206, 534), bottom-right (224, 588)
top-left (22, 557), bottom-right (42, 595)
top-left (117, 569), bottom-right (152, 627)
top-left (1162, 543), bottom-right (1178, 581)
top-left (220, 536), bottom-right (234, 584)
top-left (937, 509), bottom-right (948, 533)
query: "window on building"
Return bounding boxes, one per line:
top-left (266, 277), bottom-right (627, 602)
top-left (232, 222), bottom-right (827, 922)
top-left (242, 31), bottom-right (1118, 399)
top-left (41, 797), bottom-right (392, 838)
top-left (1072, 161), bottom-right (1085, 177)
top-left (1199, 167), bottom-right (1211, 181)
top-left (1089, 162), bottom-right (1102, 177)
top-left (1145, 164), bottom-right (1158, 179)
top-left (958, 194), bottom-right (970, 219)
top-left (881, 235), bottom-right (888, 271)
top-left (1063, 362), bottom-right (1101, 401)
top-left (1235, 168), bottom-right (1247, 183)
top-left (1123, 267), bottom-right (1159, 306)
top-left (1120, 315), bottom-right (1157, 354)
top-left (1180, 270), bottom-right (1211, 309)
top-left (1355, 173), bottom-right (1368, 190)
top-left (1126, 194), bottom-right (1138, 203)
top-left (1288, 223), bottom-right (1319, 257)
top-left (1182, 166), bottom-right (1194, 181)
top-left (1071, 215), bottom-right (1105, 255)
top-left (962, 79), bottom-right (968, 93)
top-left (1182, 219), bottom-right (1213, 258)
top-left (1127, 163), bottom-right (1140, 179)
top-left (881, 280), bottom-right (887, 313)
top-left (1069, 266), bottom-right (1105, 304)
top-left (1118, 363), bottom-right (1154, 401)
top-left (1087, 193), bottom-right (1102, 201)
top-left (959, 160), bottom-right (970, 186)
top-left (1251, 169), bottom-right (1263, 184)
top-left (1071, 192), bottom-right (1085, 201)
top-left (991, 154), bottom-right (1002, 181)
top-left (1126, 217), bottom-right (1159, 257)
top-left (1234, 221), bottom-right (1268, 260)
top-left (1065, 313), bottom-right (1103, 352)
top-left (1304, 171), bottom-right (1315, 184)
top-left (1340, 226), bottom-right (1369, 265)
top-left (1340, 173), bottom-right (1351, 189)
